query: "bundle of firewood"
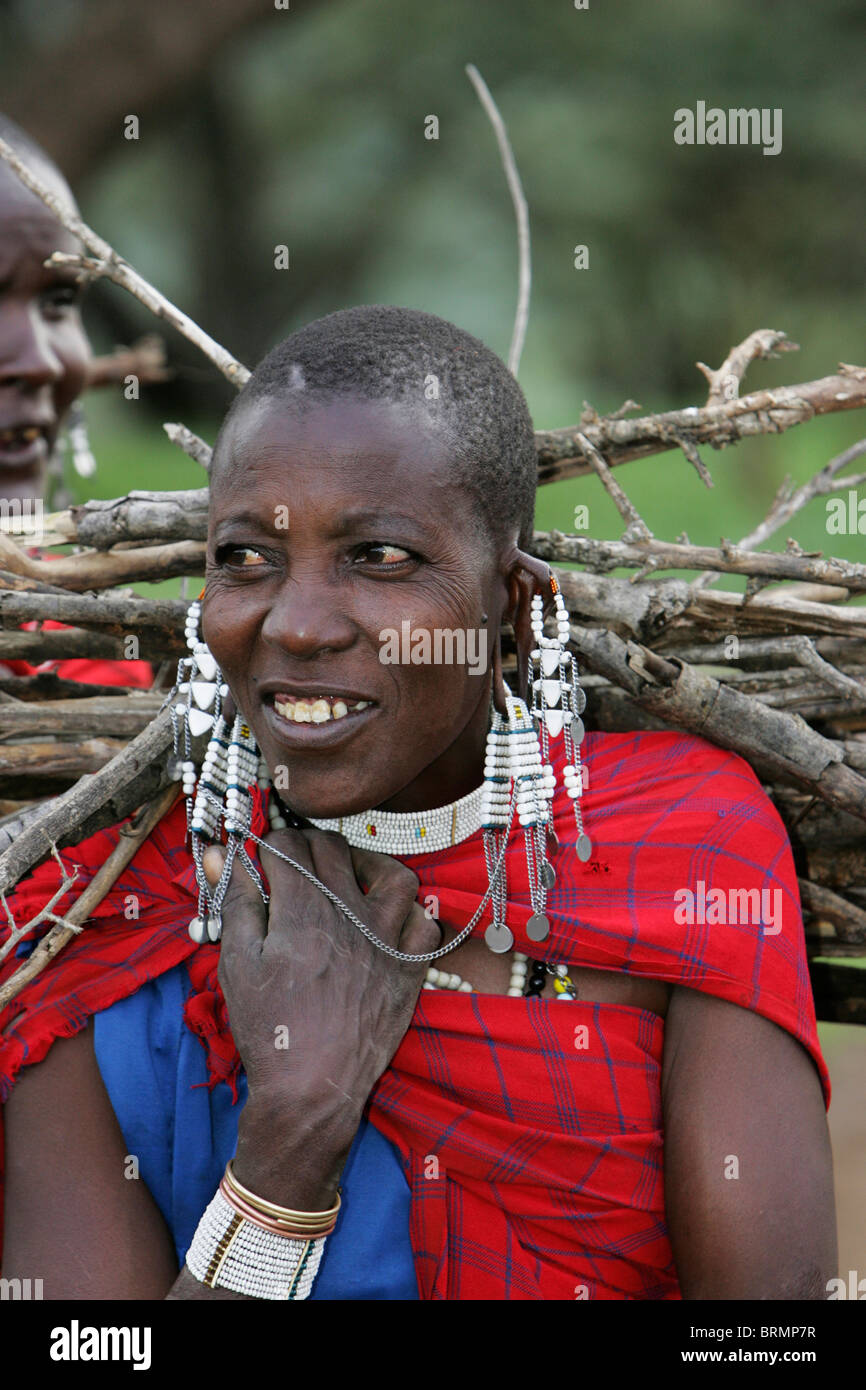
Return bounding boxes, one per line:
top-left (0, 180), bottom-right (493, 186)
top-left (0, 130), bottom-right (863, 1021)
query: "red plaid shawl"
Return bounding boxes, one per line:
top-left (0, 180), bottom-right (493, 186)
top-left (0, 730), bottom-right (829, 1299)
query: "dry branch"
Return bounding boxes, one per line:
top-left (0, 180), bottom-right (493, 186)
top-left (0, 694), bottom-right (163, 740)
top-left (0, 591), bottom-right (187, 637)
top-left (0, 784), bottom-right (180, 1011)
top-left (465, 65), bottom-right (530, 378)
top-left (40, 491), bottom-right (209, 549)
top-left (0, 116), bottom-right (861, 1016)
top-left (535, 363), bottom-right (866, 484)
top-left (0, 137), bottom-right (249, 388)
top-left (561, 617), bottom-right (866, 820)
top-left (696, 328), bottom-right (799, 405)
top-left (0, 629), bottom-right (127, 662)
top-left (0, 530), bottom-right (205, 591)
top-left (163, 423), bottom-right (212, 471)
top-left (85, 335), bottom-right (171, 389)
top-left (532, 531), bottom-right (866, 592)
top-left (0, 739), bottom-right (128, 778)
top-left (0, 707), bottom-right (177, 896)
top-left (799, 878), bottom-right (866, 945)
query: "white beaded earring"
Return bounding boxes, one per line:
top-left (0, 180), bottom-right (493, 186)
top-left (171, 596), bottom-right (267, 943)
top-left (480, 685), bottom-right (555, 953)
top-left (528, 573), bottom-right (592, 863)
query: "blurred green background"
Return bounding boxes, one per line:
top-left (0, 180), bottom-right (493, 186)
top-left (1, 0), bottom-right (863, 1278)
top-left (1, 0), bottom-right (863, 599)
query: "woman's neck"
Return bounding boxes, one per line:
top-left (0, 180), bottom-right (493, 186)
top-left (375, 691), bottom-right (490, 813)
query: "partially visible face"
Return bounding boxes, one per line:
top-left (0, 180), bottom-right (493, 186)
top-left (203, 393), bottom-right (510, 817)
top-left (0, 160), bottom-right (90, 502)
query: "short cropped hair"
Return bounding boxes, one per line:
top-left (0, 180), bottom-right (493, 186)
top-left (213, 305), bottom-right (538, 550)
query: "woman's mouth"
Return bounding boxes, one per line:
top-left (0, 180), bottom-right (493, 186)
top-left (262, 691), bottom-right (379, 748)
top-left (0, 425), bottom-right (51, 470)
top-left (272, 693), bottom-right (373, 724)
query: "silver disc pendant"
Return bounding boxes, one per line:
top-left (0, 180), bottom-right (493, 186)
top-left (188, 915), bottom-right (207, 944)
top-left (526, 912), bottom-right (550, 942)
top-left (540, 861), bottom-right (557, 889)
top-left (576, 833), bottom-right (592, 862)
top-left (571, 715), bottom-right (585, 744)
top-left (485, 921), bottom-right (514, 954)
top-left (574, 687), bottom-right (587, 715)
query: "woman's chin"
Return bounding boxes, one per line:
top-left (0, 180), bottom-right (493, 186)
top-left (273, 781), bottom-right (388, 823)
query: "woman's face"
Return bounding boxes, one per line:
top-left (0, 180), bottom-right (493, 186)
top-left (204, 392), bottom-right (512, 817)
top-left (0, 163), bottom-right (90, 503)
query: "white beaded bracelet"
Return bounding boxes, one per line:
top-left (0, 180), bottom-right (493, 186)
top-left (186, 1187), bottom-right (327, 1299)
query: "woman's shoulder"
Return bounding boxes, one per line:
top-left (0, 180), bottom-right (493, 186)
top-left (578, 726), bottom-right (781, 828)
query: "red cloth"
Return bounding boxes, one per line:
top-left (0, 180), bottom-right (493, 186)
top-left (0, 731), bottom-right (829, 1299)
top-left (0, 617), bottom-right (153, 688)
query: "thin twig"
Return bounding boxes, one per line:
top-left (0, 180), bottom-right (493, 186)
top-left (531, 530), bottom-right (866, 591)
top-left (465, 64), bottom-right (531, 377)
top-left (784, 636), bottom-right (866, 700)
top-left (535, 361), bottom-right (866, 483)
top-left (696, 329), bottom-right (799, 405)
top-left (0, 865), bottom-right (80, 967)
top-left (85, 335), bottom-right (171, 389)
top-left (689, 436), bottom-right (866, 596)
top-left (0, 137), bottom-right (249, 389)
top-left (574, 431), bottom-right (653, 541)
top-left (163, 423), bottom-right (213, 471)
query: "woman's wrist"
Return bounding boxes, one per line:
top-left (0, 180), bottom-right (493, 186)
top-left (234, 1087), bottom-right (361, 1211)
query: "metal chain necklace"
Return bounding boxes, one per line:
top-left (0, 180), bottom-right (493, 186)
top-left (198, 781), bottom-right (520, 965)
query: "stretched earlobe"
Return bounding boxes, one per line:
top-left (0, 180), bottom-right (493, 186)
top-left (491, 632), bottom-right (509, 716)
top-left (500, 546), bottom-right (549, 702)
top-left (509, 548), bottom-right (552, 594)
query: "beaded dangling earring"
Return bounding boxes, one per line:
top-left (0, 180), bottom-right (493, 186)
top-left (66, 400), bottom-right (97, 479)
top-left (171, 594), bottom-right (267, 943)
top-left (43, 402), bottom-right (95, 512)
top-left (481, 683), bottom-right (555, 953)
top-left (528, 574), bottom-right (592, 863)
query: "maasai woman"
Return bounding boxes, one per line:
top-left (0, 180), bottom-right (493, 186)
top-left (0, 307), bottom-right (835, 1300)
top-left (0, 113), bottom-right (152, 693)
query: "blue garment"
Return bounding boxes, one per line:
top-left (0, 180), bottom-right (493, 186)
top-left (92, 961), bottom-right (418, 1299)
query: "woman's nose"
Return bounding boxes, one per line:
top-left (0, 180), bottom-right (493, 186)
top-left (260, 580), bottom-right (357, 658)
top-left (0, 305), bottom-right (64, 391)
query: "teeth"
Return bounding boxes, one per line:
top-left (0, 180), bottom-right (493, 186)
top-left (0, 426), bottom-right (43, 446)
top-left (273, 695), bottom-right (371, 724)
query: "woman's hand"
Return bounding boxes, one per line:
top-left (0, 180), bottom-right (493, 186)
top-left (203, 826), bottom-right (439, 1209)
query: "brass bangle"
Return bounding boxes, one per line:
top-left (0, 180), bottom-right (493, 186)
top-left (224, 1160), bottom-right (342, 1227)
top-left (218, 1177), bottom-right (339, 1239)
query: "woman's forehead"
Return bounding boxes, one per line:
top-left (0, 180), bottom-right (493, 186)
top-left (214, 392), bottom-right (460, 497)
top-left (0, 157), bottom-right (76, 219)
top-left (208, 392), bottom-right (493, 553)
top-left (0, 173), bottom-right (80, 270)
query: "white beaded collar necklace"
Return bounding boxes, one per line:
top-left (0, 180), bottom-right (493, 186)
top-left (299, 781), bottom-right (487, 855)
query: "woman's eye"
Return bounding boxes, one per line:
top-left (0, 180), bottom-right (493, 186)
top-left (41, 286), bottom-right (81, 317)
top-left (359, 543), bottom-right (413, 566)
top-left (216, 545), bottom-right (267, 568)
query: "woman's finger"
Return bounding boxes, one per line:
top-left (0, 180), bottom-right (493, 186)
top-left (347, 842), bottom-right (418, 899)
top-left (205, 843), bottom-right (268, 951)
